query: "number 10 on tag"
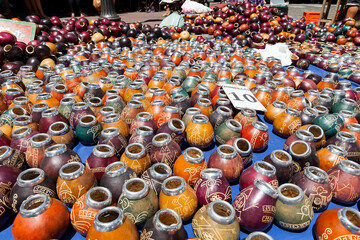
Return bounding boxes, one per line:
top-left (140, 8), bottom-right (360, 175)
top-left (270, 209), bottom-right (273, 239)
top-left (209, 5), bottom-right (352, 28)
top-left (221, 84), bottom-right (267, 112)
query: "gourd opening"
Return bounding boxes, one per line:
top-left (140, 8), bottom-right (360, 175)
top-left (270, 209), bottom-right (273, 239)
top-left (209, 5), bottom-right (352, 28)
top-left (104, 128), bottom-right (116, 134)
top-left (237, 139), bottom-right (250, 151)
top-left (33, 135), bottom-right (48, 142)
top-left (244, 109), bottom-right (254, 114)
top-left (63, 164), bottom-right (80, 173)
top-left (0, 148), bottom-right (5, 155)
top-left (347, 211), bottom-right (360, 227)
top-left (291, 142), bottom-right (307, 154)
top-left (314, 105), bottom-right (327, 112)
top-left (172, 119), bottom-right (183, 129)
top-left (76, 102), bottom-right (87, 107)
top-left (55, 85), bottom-right (65, 90)
top-left (155, 134), bottom-right (167, 142)
top-left (159, 212), bottom-right (178, 226)
top-left (61, 98), bottom-right (72, 103)
top-left (90, 98), bottom-right (101, 104)
top-left (15, 127), bottom-right (27, 134)
top-left (303, 98), bottom-right (311, 106)
top-left (82, 116), bottom-right (94, 123)
top-left (154, 165), bottom-right (169, 174)
top-left (139, 126), bottom-right (151, 132)
top-left (194, 115), bottom-right (206, 121)
top-left (107, 95), bottom-right (118, 101)
top-left (309, 168), bottom-right (326, 178)
top-left (21, 170), bottom-right (40, 180)
top-left (219, 146), bottom-right (235, 154)
top-left (250, 236), bottom-right (268, 240)
top-left (126, 180), bottom-right (145, 192)
top-left (349, 123), bottom-right (360, 131)
top-left (344, 98), bottom-right (355, 104)
top-left (15, 96), bottom-right (27, 101)
top-left (341, 132), bottom-right (355, 139)
top-left (213, 203), bottom-right (232, 217)
top-left (12, 107), bottom-right (25, 115)
top-left (51, 123), bottom-right (65, 131)
top-left (97, 145), bottom-right (111, 153)
top-left (43, 108), bottom-right (56, 115)
top-left (49, 145), bottom-right (62, 151)
top-left (204, 169), bottom-right (219, 174)
top-left (173, 95), bottom-right (183, 101)
top-left (275, 151), bottom-right (289, 161)
top-left (103, 113), bottom-right (119, 122)
top-left (281, 186), bottom-right (299, 198)
top-left (98, 210), bottom-right (119, 223)
top-left (220, 106), bottom-right (230, 113)
top-left (229, 120), bottom-right (241, 128)
top-left (139, 113), bottom-right (149, 118)
top-left (308, 126), bottom-right (321, 138)
top-left (108, 162), bottom-right (124, 172)
top-left (258, 162), bottom-right (273, 170)
top-left (307, 108), bottom-right (317, 115)
top-left (301, 131), bottom-right (312, 137)
top-left (343, 161), bottom-right (360, 170)
top-left (7, 88), bottom-right (18, 93)
top-left (187, 148), bottom-right (202, 158)
top-left (166, 179), bottom-right (181, 189)
top-left (90, 189), bottom-right (109, 202)
top-left (102, 108), bottom-right (113, 113)
top-left (25, 198), bottom-right (44, 210)
top-left (128, 144), bottom-right (142, 154)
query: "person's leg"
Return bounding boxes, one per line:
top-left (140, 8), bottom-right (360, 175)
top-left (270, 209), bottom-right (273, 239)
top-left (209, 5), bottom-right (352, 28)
top-left (3, 0), bottom-right (12, 16)
top-left (173, 0), bottom-right (181, 12)
top-left (169, 2), bottom-right (174, 13)
top-left (75, 0), bottom-right (85, 16)
top-left (346, 0), bottom-right (360, 18)
top-left (35, 0), bottom-right (46, 17)
top-left (163, 3), bottom-right (170, 16)
top-left (346, 5), bottom-right (359, 18)
top-left (68, 0), bottom-right (75, 17)
top-left (30, 0), bottom-right (40, 15)
top-left (24, 0), bottom-right (34, 13)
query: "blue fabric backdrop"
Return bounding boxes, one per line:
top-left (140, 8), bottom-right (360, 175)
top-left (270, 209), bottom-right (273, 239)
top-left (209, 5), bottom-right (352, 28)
top-left (0, 64), bottom-right (358, 240)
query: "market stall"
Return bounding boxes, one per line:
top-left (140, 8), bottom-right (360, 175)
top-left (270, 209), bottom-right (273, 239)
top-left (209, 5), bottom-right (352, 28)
top-left (0, 2), bottom-right (359, 240)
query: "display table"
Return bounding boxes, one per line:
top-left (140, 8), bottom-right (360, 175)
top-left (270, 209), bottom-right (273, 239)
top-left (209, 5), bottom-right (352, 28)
top-left (0, 64), bottom-right (358, 240)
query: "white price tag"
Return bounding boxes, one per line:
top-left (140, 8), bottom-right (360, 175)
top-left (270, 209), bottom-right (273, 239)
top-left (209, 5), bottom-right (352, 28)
top-left (258, 43), bottom-right (292, 66)
top-left (221, 84), bottom-right (267, 112)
